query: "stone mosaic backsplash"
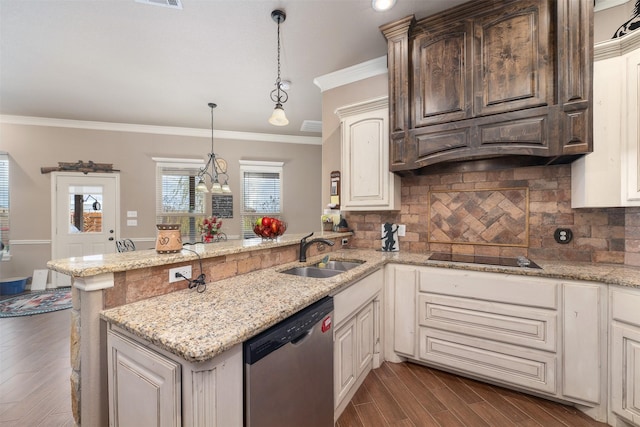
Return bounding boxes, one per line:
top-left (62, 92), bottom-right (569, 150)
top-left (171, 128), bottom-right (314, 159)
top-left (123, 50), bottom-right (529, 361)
top-left (429, 188), bottom-right (529, 247)
top-left (344, 164), bottom-right (638, 266)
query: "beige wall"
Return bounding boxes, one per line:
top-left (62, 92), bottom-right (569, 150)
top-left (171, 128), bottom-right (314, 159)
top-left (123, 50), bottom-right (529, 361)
top-left (595, 1), bottom-right (636, 42)
top-left (0, 122), bottom-right (322, 279)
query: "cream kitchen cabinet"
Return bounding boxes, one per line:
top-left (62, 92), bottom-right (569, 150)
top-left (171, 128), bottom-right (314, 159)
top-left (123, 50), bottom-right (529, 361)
top-left (384, 264), bottom-right (418, 361)
top-left (572, 30), bottom-right (640, 208)
top-left (335, 97), bottom-right (401, 211)
top-left (610, 287), bottom-right (640, 427)
top-left (333, 269), bottom-right (383, 419)
top-left (385, 265), bottom-right (606, 420)
top-left (107, 327), bottom-right (181, 427)
top-left (107, 325), bottom-right (243, 427)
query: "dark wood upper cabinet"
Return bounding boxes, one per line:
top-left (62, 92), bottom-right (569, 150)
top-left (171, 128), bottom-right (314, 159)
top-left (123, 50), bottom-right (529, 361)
top-left (380, 0), bottom-right (593, 175)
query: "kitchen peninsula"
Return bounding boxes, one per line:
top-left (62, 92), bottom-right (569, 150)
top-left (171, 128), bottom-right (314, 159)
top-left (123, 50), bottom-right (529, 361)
top-left (48, 233), bottom-right (640, 427)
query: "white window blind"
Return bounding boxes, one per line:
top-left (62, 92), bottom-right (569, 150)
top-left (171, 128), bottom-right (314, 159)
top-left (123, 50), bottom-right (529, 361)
top-left (0, 152), bottom-right (8, 257)
top-left (240, 161), bottom-right (283, 238)
top-left (155, 158), bottom-right (205, 242)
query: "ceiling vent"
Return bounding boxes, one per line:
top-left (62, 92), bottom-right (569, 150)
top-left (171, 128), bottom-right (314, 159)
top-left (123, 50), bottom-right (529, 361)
top-left (135, 0), bottom-right (182, 10)
top-left (300, 120), bottom-right (322, 133)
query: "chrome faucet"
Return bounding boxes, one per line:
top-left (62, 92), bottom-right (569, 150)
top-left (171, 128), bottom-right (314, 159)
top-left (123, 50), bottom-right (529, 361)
top-left (299, 232), bottom-right (335, 262)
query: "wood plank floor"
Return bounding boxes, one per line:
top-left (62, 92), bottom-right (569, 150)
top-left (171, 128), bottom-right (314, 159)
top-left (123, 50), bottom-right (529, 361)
top-left (0, 306), bottom-right (74, 427)
top-left (337, 362), bottom-right (609, 427)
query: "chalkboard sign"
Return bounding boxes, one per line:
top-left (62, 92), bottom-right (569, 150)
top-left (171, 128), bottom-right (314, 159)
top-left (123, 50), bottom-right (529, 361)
top-left (212, 195), bottom-right (233, 218)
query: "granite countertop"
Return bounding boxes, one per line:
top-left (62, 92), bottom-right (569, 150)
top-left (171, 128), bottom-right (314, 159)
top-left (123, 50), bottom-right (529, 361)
top-left (100, 249), bottom-right (640, 364)
top-left (47, 231), bottom-right (350, 277)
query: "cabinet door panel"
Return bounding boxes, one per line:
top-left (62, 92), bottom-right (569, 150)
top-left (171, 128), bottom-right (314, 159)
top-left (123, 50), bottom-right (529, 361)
top-left (393, 267), bottom-right (417, 357)
top-left (413, 24), bottom-right (472, 127)
top-left (334, 319), bottom-right (357, 407)
top-left (562, 282), bottom-right (602, 404)
top-left (107, 330), bottom-right (181, 427)
top-left (419, 328), bottom-right (556, 394)
top-left (473, 0), bottom-right (552, 116)
top-left (357, 303), bottom-right (374, 376)
top-left (626, 48), bottom-right (640, 201)
top-left (611, 324), bottom-right (640, 425)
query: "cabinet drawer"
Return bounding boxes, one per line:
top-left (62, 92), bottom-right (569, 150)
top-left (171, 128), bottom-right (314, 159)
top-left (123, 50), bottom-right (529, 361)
top-left (419, 268), bottom-right (558, 309)
top-left (418, 327), bottom-right (556, 394)
top-left (334, 270), bottom-right (382, 326)
top-left (418, 293), bottom-right (557, 352)
top-left (611, 287), bottom-right (640, 327)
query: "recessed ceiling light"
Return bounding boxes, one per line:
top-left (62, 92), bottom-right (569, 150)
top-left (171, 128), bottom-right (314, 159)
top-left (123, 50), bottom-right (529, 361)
top-left (372, 0), bottom-right (396, 12)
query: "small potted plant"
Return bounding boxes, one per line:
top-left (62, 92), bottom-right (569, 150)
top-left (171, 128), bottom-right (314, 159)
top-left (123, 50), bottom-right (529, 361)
top-left (200, 216), bottom-right (223, 243)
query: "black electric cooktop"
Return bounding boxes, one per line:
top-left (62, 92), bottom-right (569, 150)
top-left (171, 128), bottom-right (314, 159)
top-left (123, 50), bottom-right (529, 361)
top-left (428, 253), bottom-right (542, 269)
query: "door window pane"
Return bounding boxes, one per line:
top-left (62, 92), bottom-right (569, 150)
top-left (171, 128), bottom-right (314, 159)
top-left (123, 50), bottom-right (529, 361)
top-left (68, 186), bottom-right (103, 233)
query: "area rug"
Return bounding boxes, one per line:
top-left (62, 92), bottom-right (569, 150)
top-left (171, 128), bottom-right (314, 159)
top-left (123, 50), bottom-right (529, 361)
top-left (0, 288), bottom-right (72, 318)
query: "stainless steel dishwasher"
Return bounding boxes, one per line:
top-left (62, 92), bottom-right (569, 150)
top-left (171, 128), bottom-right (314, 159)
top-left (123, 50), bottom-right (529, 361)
top-left (244, 296), bottom-right (334, 427)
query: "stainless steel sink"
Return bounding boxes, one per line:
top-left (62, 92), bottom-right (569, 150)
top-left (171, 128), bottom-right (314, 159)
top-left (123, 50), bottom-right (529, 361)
top-left (312, 260), bottom-right (364, 271)
top-left (280, 266), bottom-right (344, 278)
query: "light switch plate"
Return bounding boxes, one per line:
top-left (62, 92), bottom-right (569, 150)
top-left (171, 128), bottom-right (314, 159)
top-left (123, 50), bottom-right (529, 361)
top-left (398, 224), bottom-right (406, 236)
top-left (127, 210), bottom-right (137, 218)
top-left (126, 219), bottom-right (137, 226)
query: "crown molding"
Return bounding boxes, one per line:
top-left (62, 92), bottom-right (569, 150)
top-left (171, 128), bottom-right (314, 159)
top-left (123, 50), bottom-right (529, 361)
top-left (594, 29), bottom-right (640, 61)
top-left (313, 56), bottom-right (388, 92)
top-left (335, 96), bottom-right (389, 119)
top-left (0, 115), bottom-right (322, 145)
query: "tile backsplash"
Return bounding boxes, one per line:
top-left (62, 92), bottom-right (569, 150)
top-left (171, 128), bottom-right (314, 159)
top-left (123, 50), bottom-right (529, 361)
top-left (344, 164), bottom-right (639, 266)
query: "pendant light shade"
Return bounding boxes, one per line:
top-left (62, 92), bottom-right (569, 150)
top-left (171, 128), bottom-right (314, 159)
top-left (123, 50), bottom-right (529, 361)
top-left (268, 103), bottom-right (289, 126)
top-left (269, 9), bottom-right (289, 126)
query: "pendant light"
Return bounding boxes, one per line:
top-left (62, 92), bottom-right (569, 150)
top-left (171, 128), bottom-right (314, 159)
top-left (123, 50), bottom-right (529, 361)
top-left (268, 9), bottom-right (289, 126)
top-left (196, 103), bottom-right (231, 194)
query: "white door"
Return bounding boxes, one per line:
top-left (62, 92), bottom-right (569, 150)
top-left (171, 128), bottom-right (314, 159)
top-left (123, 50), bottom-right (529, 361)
top-left (51, 172), bottom-right (120, 287)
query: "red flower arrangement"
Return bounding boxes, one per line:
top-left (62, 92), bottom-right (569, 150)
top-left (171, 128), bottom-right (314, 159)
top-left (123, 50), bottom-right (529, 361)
top-left (200, 216), bottom-right (222, 243)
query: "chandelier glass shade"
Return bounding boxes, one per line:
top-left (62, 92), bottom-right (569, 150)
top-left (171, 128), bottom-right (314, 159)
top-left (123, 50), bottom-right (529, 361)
top-left (268, 9), bottom-right (289, 126)
top-left (196, 103), bottom-right (231, 194)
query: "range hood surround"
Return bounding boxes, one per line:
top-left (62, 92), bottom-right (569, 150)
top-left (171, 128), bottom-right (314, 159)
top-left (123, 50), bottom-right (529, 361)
top-left (381, 0), bottom-right (594, 175)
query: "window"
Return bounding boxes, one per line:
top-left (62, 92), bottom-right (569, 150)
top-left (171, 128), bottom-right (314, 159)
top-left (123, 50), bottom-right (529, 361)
top-left (0, 153), bottom-right (8, 259)
top-left (155, 158), bottom-right (205, 242)
top-left (240, 161), bottom-right (283, 238)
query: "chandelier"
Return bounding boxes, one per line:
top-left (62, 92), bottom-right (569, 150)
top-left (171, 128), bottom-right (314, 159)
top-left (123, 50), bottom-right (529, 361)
top-left (195, 103), bottom-right (231, 194)
top-left (268, 9), bottom-right (289, 126)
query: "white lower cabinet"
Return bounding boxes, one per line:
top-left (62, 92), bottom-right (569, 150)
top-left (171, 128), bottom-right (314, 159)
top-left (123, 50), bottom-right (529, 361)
top-left (107, 325), bottom-right (243, 427)
top-left (107, 328), bottom-right (181, 427)
top-left (385, 265), bottom-right (606, 421)
top-left (610, 287), bottom-right (640, 427)
top-left (333, 269), bottom-right (383, 420)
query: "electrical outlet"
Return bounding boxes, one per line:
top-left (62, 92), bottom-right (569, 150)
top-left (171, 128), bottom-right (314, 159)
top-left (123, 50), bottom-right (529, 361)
top-left (169, 265), bottom-right (192, 283)
top-left (341, 238), bottom-right (348, 246)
